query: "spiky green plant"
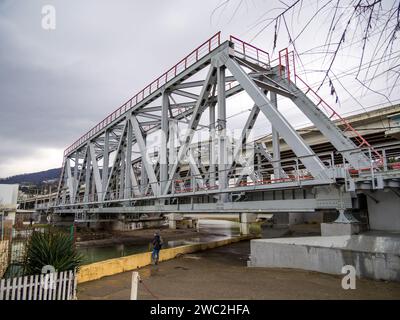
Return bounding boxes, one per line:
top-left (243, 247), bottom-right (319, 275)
top-left (23, 230), bottom-right (83, 275)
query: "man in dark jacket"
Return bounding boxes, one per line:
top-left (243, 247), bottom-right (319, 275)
top-left (151, 230), bottom-right (163, 265)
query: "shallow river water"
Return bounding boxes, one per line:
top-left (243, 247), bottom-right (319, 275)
top-left (78, 219), bottom-right (244, 264)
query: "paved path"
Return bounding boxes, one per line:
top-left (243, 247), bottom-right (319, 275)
top-left (77, 241), bottom-right (400, 300)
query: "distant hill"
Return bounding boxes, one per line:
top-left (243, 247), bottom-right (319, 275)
top-left (0, 168), bottom-right (61, 186)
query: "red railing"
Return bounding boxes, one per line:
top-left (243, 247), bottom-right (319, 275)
top-left (278, 48), bottom-right (383, 162)
top-left (278, 48), bottom-right (295, 83)
top-left (64, 32), bottom-right (221, 157)
top-left (230, 35), bottom-right (270, 67)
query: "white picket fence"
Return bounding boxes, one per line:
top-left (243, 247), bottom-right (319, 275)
top-left (0, 270), bottom-right (77, 300)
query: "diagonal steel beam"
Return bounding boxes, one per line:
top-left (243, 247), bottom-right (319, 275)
top-left (228, 104), bottom-right (260, 175)
top-left (281, 79), bottom-right (371, 169)
top-left (254, 142), bottom-right (288, 178)
top-left (143, 159), bottom-right (159, 196)
top-left (56, 159), bottom-right (67, 204)
top-left (224, 55), bottom-right (328, 179)
top-left (131, 115), bottom-right (161, 196)
top-left (175, 131), bottom-right (205, 190)
top-left (234, 148), bottom-right (259, 186)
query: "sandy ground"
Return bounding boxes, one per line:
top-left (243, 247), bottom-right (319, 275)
top-left (77, 240), bottom-right (400, 300)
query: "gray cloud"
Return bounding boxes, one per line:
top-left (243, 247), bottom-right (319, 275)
top-left (0, 0), bottom-right (398, 177)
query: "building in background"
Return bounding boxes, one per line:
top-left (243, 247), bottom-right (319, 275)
top-left (0, 184), bottom-right (19, 226)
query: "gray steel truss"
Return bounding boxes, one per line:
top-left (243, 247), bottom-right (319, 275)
top-left (55, 35), bottom-right (394, 218)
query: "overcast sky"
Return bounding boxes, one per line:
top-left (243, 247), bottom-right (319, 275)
top-left (0, 0), bottom-right (399, 177)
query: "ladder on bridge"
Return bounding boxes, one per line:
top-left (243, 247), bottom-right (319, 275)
top-left (277, 48), bottom-right (382, 169)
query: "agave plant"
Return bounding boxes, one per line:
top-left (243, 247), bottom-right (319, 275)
top-left (23, 230), bottom-right (83, 275)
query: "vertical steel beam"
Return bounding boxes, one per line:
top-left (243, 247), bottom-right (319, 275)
top-left (102, 130), bottom-right (110, 196)
top-left (124, 120), bottom-right (133, 199)
top-left (84, 145), bottom-right (91, 203)
top-left (119, 146), bottom-right (126, 199)
top-left (73, 151), bottom-right (79, 194)
top-left (160, 90), bottom-right (169, 193)
top-left (209, 85), bottom-right (217, 187)
top-left (89, 143), bottom-right (102, 199)
top-left (217, 66), bottom-right (228, 200)
top-left (270, 92), bottom-right (282, 178)
top-left (169, 120), bottom-right (177, 172)
top-left (65, 159), bottom-right (75, 204)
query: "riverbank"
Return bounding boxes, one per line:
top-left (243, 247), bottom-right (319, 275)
top-left (77, 240), bottom-right (400, 300)
top-left (77, 235), bottom-right (253, 283)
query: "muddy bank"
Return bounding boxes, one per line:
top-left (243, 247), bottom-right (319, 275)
top-left (78, 240), bottom-right (400, 300)
top-left (76, 221), bottom-right (320, 248)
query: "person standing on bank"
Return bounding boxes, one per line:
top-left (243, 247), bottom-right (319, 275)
top-left (151, 230), bottom-right (163, 265)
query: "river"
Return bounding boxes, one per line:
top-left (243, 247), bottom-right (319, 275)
top-left (77, 219), bottom-right (250, 264)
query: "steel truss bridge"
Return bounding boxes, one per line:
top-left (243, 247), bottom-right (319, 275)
top-left (54, 32), bottom-right (400, 222)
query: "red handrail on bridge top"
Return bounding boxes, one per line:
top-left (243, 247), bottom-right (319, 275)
top-left (230, 35), bottom-right (270, 66)
top-left (64, 32), bottom-right (221, 157)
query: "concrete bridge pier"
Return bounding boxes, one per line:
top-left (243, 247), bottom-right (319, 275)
top-left (273, 212), bottom-right (321, 229)
top-left (321, 209), bottom-right (365, 236)
top-left (240, 213), bottom-right (257, 235)
top-left (167, 213), bottom-right (184, 229)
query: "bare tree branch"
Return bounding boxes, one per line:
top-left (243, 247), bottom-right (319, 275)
top-left (212, 0), bottom-right (400, 102)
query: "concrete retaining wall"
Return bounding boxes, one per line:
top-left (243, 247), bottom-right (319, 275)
top-left (249, 235), bottom-right (400, 282)
top-left (367, 190), bottom-right (400, 232)
top-left (0, 240), bottom-right (9, 278)
top-left (77, 236), bottom-right (251, 283)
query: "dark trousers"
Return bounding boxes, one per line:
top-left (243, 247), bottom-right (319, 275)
top-left (152, 248), bottom-right (160, 263)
